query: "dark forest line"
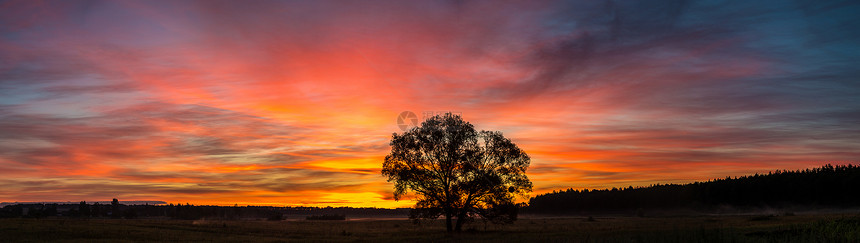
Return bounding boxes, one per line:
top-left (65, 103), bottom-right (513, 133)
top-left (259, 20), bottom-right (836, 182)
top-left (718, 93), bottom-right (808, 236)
top-left (3, 164), bottom-right (859, 219)
top-left (525, 164), bottom-right (860, 215)
top-left (0, 201), bottom-right (410, 220)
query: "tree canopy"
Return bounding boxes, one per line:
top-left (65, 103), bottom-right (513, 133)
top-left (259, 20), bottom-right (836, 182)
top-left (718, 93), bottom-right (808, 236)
top-left (382, 113), bottom-right (532, 232)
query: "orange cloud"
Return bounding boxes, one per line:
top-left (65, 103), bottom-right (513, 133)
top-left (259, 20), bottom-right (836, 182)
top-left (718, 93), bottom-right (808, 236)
top-left (1, 1), bottom-right (859, 207)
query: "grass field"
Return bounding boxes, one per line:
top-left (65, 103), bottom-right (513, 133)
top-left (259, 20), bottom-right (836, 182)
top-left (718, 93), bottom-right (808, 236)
top-left (1, 214), bottom-right (859, 242)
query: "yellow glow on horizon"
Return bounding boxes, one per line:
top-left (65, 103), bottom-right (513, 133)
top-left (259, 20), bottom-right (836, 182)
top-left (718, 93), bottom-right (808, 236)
top-left (315, 192), bottom-right (413, 208)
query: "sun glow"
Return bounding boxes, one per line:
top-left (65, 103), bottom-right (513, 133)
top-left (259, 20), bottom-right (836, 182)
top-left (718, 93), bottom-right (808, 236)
top-left (1, 0), bottom-right (858, 207)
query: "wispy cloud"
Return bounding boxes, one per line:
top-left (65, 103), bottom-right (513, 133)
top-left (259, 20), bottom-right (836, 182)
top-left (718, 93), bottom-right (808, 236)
top-left (1, 0), bottom-right (858, 206)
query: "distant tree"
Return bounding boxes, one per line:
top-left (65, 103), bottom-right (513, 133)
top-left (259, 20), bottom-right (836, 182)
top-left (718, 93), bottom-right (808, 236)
top-left (26, 205), bottom-right (42, 218)
top-left (123, 208), bottom-right (138, 219)
top-left (382, 113), bottom-right (532, 232)
top-left (92, 202), bottom-right (101, 217)
top-left (79, 201), bottom-right (90, 218)
top-left (111, 198), bottom-right (120, 218)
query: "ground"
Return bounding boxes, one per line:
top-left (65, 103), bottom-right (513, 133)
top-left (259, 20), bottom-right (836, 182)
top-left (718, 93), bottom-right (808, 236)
top-left (1, 214), bottom-right (858, 242)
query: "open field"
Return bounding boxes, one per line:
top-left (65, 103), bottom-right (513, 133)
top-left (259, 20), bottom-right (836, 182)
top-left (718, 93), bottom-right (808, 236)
top-left (1, 214), bottom-right (859, 242)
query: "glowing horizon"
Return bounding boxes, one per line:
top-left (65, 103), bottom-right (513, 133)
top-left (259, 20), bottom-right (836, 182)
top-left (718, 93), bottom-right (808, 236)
top-left (1, 1), bottom-right (859, 208)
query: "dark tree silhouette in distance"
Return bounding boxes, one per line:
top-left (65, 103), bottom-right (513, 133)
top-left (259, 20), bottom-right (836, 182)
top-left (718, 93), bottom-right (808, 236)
top-left (382, 113), bottom-right (532, 232)
top-left (78, 201), bottom-right (90, 218)
top-left (111, 198), bottom-right (120, 218)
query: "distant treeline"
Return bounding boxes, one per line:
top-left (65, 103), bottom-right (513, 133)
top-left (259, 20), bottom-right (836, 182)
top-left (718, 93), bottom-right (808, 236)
top-left (526, 164), bottom-right (860, 214)
top-left (0, 200), bottom-right (409, 220)
top-left (5, 164), bottom-right (859, 219)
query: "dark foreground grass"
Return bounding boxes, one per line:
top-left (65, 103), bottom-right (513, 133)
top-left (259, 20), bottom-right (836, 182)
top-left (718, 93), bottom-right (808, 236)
top-left (1, 214), bottom-right (858, 242)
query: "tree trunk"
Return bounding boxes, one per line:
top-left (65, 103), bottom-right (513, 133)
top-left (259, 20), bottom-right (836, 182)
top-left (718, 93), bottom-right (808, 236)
top-left (455, 195), bottom-right (473, 232)
top-left (454, 212), bottom-right (466, 232)
top-left (445, 213), bottom-right (453, 232)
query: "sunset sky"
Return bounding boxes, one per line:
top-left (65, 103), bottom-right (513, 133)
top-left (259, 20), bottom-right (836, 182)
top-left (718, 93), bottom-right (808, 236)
top-left (1, 0), bottom-right (859, 208)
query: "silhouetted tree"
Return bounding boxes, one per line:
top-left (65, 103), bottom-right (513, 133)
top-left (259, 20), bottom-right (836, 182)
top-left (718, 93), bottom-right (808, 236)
top-left (382, 113), bottom-right (532, 232)
top-left (78, 201), bottom-right (90, 218)
top-left (111, 198), bottom-right (120, 218)
top-left (44, 204), bottom-right (57, 217)
top-left (91, 202), bottom-right (101, 217)
top-left (123, 208), bottom-right (138, 219)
